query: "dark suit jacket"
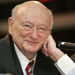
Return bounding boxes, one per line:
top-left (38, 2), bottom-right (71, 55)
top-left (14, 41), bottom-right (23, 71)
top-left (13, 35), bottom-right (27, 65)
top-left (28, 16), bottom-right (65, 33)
top-left (0, 35), bottom-right (61, 75)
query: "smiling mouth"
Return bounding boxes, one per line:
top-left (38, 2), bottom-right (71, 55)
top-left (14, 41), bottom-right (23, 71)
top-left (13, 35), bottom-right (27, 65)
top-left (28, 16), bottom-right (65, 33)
top-left (25, 40), bottom-right (40, 44)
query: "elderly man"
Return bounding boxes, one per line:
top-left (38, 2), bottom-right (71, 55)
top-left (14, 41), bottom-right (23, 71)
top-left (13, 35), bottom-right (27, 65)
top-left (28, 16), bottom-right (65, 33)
top-left (0, 1), bottom-right (75, 75)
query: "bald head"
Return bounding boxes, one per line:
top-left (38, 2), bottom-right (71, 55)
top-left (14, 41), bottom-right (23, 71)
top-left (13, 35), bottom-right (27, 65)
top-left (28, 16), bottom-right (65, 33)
top-left (11, 1), bottom-right (53, 28)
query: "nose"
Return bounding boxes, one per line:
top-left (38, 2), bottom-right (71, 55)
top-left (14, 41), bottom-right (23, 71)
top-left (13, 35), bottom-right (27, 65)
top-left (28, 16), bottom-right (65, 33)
top-left (31, 27), bottom-right (38, 39)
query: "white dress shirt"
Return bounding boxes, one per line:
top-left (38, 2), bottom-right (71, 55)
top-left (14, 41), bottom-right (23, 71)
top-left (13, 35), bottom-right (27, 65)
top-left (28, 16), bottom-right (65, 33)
top-left (55, 54), bottom-right (75, 75)
top-left (14, 44), bottom-right (37, 75)
top-left (14, 44), bottom-right (75, 75)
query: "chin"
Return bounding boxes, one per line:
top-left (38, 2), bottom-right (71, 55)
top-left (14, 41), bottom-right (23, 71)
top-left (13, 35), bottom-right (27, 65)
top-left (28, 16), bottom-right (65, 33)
top-left (23, 46), bottom-right (40, 53)
top-left (22, 42), bottom-right (43, 53)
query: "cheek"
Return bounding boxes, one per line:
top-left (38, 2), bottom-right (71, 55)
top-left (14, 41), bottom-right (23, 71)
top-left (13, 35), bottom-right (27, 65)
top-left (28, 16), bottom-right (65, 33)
top-left (12, 25), bottom-right (20, 34)
top-left (12, 25), bottom-right (26, 37)
top-left (20, 30), bottom-right (30, 37)
top-left (39, 33), bottom-right (49, 41)
top-left (11, 26), bottom-right (23, 41)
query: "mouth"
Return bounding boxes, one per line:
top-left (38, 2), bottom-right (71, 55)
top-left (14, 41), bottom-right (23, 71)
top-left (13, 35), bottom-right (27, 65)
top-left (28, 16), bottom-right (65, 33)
top-left (24, 40), bottom-right (40, 44)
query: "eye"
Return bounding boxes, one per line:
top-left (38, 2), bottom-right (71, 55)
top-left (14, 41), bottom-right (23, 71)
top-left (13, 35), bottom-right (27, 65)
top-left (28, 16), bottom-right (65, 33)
top-left (40, 27), bottom-right (45, 30)
top-left (24, 24), bottom-right (31, 27)
top-left (38, 26), bottom-right (47, 33)
top-left (39, 27), bottom-right (46, 30)
top-left (23, 24), bottom-right (32, 30)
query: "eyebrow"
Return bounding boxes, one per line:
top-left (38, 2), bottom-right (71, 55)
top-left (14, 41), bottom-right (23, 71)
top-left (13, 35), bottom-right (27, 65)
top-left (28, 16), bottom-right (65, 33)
top-left (21, 21), bottom-right (33, 25)
top-left (21, 21), bottom-right (50, 27)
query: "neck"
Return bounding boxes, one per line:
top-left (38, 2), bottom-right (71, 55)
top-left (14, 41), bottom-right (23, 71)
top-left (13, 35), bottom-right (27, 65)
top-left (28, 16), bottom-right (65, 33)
top-left (20, 49), bottom-right (36, 60)
top-left (24, 52), bottom-right (36, 60)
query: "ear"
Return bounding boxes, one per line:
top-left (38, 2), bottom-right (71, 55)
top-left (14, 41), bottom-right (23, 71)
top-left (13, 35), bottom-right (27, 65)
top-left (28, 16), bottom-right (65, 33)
top-left (8, 17), bottom-right (13, 35)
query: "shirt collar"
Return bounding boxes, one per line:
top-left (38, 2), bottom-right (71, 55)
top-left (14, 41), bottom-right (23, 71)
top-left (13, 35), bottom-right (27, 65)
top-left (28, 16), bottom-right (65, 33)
top-left (14, 44), bottom-right (37, 72)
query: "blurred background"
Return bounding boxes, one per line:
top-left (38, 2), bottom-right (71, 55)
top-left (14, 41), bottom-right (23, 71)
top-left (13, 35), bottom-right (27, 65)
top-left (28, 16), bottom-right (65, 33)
top-left (0, 0), bottom-right (75, 42)
top-left (0, 0), bottom-right (75, 59)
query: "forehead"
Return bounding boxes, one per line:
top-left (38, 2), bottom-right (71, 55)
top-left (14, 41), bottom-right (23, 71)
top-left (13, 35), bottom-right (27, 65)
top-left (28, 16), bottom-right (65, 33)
top-left (15, 3), bottom-right (51, 26)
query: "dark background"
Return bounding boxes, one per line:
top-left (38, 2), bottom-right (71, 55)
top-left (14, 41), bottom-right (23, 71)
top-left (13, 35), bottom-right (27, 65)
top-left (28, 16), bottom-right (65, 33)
top-left (0, 0), bottom-right (75, 58)
top-left (0, 0), bottom-right (75, 42)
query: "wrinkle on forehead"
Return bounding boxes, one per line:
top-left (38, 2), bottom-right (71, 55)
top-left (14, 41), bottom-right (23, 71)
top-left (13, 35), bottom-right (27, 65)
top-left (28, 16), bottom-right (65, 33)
top-left (13, 1), bottom-right (53, 29)
top-left (15, 1), bottom-right (51, 19)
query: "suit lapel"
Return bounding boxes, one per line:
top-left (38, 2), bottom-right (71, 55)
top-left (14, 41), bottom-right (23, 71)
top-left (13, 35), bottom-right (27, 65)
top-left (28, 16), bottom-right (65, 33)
top-left (9, 35), bottom-right (24, 75)
top-left (34, 51), bottom-right (45, 75)
top-left (33, 50), bottom-right (61, 75)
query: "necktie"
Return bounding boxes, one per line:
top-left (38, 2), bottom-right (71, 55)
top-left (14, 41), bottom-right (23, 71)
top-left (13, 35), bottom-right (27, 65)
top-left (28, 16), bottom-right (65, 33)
top-left (26, 61), bottom-right (34, 75)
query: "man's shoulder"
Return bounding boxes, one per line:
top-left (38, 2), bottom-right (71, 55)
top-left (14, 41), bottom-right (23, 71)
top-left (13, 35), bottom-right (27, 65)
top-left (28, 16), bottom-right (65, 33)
top-left (0, 35), bottom-right (10, 52)
top-left (0, 35), bottom-right (8, 43)
top-left (0, 35), bottom-right (9, 44)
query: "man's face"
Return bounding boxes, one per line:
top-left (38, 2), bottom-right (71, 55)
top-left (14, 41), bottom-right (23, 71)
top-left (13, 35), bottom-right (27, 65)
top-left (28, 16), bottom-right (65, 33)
top-left (8, 5), bottom-right (52, 54)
